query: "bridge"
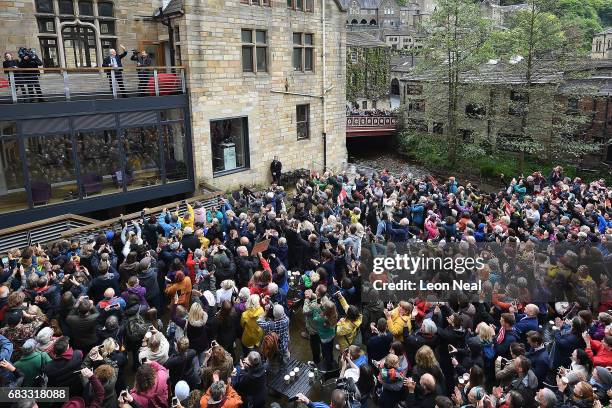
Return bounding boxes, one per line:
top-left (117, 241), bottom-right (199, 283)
top-left (346, 115), bottom-right (398, 138)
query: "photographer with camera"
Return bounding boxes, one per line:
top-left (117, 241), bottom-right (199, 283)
top-left (295, 389), bottom-right (348, 408)
top-left (102, 44), bottom-right (128, 97)
top-left (131, 50), bottom-right (152, 97)
top-left (17, 47), bottom-right (43, 102)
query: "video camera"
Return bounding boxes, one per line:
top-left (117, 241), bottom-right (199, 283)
top-left (335, 377), bottom-right (360, 407)
top-left (18, 47), bottom-right (37, 60)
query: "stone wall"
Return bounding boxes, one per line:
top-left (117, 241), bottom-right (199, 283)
top-left (181, 0), bottom-right (347, 190)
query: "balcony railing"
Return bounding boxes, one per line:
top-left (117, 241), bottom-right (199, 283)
top-left (0, 66), bottom-right (186, 104)
top-left (347, 115), bottom-right (397, 128)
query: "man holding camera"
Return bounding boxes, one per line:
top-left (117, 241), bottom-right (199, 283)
top-left (17, 48), bottom-right (43, 102)
top-left (131, 50), bottom-right (152, 96)
top-left (102, 44), bottom-right (128, 97)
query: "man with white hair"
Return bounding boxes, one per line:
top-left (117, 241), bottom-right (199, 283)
top-left (534, 387), bottom-right (557, 408)
top-left (235, 245), bottom-right (259, 289)
top-left (257, 304), bottom-right (290, 361)
top-left (512, 303), bottom-right (540, 340)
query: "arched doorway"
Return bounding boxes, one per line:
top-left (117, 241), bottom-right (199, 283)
top-left (370, 19), bottom-right (377, 25)
top-left (351, 19), bottom-right (358, 24)
top-left (391, 78), bottom-right (400, 95)
top-left (360, 19), bottom-right (367, 24)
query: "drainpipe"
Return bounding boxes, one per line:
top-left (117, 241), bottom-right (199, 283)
top-left (322, 0), bottom-right (327, 171)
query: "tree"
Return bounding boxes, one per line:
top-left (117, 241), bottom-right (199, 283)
top-left (489, 0), bottom-right (600, 170)
top-left (414, 0), bottom-right (493, 166)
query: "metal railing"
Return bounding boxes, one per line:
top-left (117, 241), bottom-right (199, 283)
top-left (0, 66), bottom-right (186, 103)
top-left (346, 115), bottom-right (398, 128)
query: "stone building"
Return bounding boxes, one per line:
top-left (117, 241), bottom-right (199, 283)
top-left (398, 59), bottom-right (612, 162)
top-left (0, 0), bottom-right (347, 227)
top-left (592, 28), bottom-right (612, 60)
top-left (344, 0), bottom-right (436, 29)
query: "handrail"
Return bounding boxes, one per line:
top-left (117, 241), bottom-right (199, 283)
top-left (59, 189), bottom-right (223, 239)
top-left (0, 214), bottom-right (97, 237)
top-left (1, 66), bottom-right (185, 72)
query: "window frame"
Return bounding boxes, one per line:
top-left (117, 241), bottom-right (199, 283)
top-left (296, 104), bottom-right (310, 140)
top-left (293, 32), bottom-right (315, 72)
top-left (241, 28), bottom-right (268, 74)
top-left (35, 0), bottom-right (54, 13)
top-left (210, 116), bottom-right (251, 177)
top-left (288, 0), bottom-right (314, 11)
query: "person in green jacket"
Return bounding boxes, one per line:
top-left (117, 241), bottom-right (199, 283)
top-left (14, 338), bottom-right (51, 386)
top-left (312, 299), bottom-right (338, 370)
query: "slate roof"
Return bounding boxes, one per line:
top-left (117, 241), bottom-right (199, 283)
top-left (339, 0), bottom-right (381, 9)
top-left (163, 0), bottom-right (184, 15)
top-left (347, 31), bottom-right (388, 47)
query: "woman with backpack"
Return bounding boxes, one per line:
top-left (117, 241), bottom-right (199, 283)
top-left (124, 294), bottom-right (149, 371)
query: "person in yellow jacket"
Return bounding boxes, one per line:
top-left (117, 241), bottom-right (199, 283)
top-left (196, 228), bottom-right (210, 249)
top-left (175, 202), bottom-right (195, 231)
top-left (335, 292), bottom-right (362, 350)
top-left (385, 301), bottom-right (413, 341)
top-left (240, 294), bottom-right (264, 352)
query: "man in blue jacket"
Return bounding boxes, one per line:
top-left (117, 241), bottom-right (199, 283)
top-left (296, 389), bottom-right (347, 408)
top-left (526, 330), bottom-right (550, 387)
top-left (513, 304), bottom-right (540, 342)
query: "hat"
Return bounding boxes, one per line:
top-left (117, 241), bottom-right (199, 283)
top-left (174, 380), bottom-right (190, 401)
top-left (184, 227), bottom-right (194, 235)
top-left (105, 231), bottom-right (115, 241)
top-left (139, 257), bottom-right (151, 271)
top-left (36, 326), bottom-right (54, 346)
top-left (596, 366), bottom-right (612, 387)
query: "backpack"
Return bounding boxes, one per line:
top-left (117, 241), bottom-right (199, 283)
top-left (483, 341), bottom-right (496, 361)
top-left (32, 352), bottom-right (48, 387)
top-left (125, 308), bottom-right (148, 343)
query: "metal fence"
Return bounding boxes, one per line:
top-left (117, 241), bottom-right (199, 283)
top-left (0, 66), bottom-right (186, 104)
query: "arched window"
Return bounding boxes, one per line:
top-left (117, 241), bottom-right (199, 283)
top-left (370, 19), bottom-right (377, 25)
top-left (35, 0), bottom-right (116, 68)
top-left (360, 19), bottom-right (367, 24)
top-left (351, 19), bottom-right (358, 24)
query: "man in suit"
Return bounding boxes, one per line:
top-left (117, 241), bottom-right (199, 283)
top-left (102, 44), bottom-right (127, 97)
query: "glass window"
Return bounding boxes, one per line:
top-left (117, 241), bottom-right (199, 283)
top-left (297, 104), bottom-right (310, 139)
top-left (79, 1), bottom-right (94, 16)
top-left (293, 48), bottom-right (302, 71)
top-left (293, 32), bottom-right (314, 71)
top-left (242, 29), bottom-right (267, 73)
top-left (241, 29), bottom-right (252, 43)
top-left (98, 2), bottom-right (114, 17)
top-left (162, 122), bottom-right (189, 182)
top-left (76, 130), bottom-right (121, 197)
top-left (242, 47), bottom-right (253, 72)
top-left (305, 47), bottom-right (313, 71)
top-left (293, 33), bottom-right (302, 45)
top-left (0, 122), bottom-right (26, 213)
top-left (62, 25), bottom-right (97, 68)
top-left (36, 0), bottom-right (53, 13)
top-left (101, 38), bottom-right (117, 55)
top-left (256, 47), bottom-right (267, 71)
top-left (122, 127), bottom-right (162, 190)
top-left (39, 38), bottom-right (59, 68)
top-left (100, 22), bottom-right (115, 35)
top-left (25, 134), bottom-right (78, 205)
top-left (210, 118), bottom-right (249, 174)
top-left (37, 18), bottom-right (56, 33)
top-left (160, 109), bottom-right (184, 122)
top-left (59, 0), bottom-right (74, 14)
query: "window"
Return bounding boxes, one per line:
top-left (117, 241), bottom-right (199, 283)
top-left (241, 29), bottom-right (267, 73)
top-left (242, 0), bottom-right (270, 5)
top-left (76, 130), bottom-right (120, 197)
top-left (459, 129), bottom-right (475, 143)
top-left (36, 0), bottom-right (115, 68)
top-left (99, 21), bottom-right (115, 35)
top-left (288, 0), bottom-right (313, 11)
top-left (79, 1), bottom-right (94, 16)
top-left (35, 0), bottom-right (53, 13)
top-left (25, 134), bottom-right (78, 205)
top-left (39, 38), bottom-right (59, 67)
top-left (297, 104), bottom-right (310, 140)
top-left (59, 0), bottom-right (74, 14)
top-left (433, 122), bottom-right (444, 134)
top-left (98, 1), bottom-right (114, 16)
top-left (406, 84), bottom-right (423, 95)
top-left (123, 127), bottom-right (162, 190)
top-left (362, 101), bottom-right (368, 109)
top-left (408, 99), bottom-right (425, 112)
top-left (567, 97), bottom-right (579, 115)
top-left (466, 103), bottom-right (486, 119)
top-left (37, 18), bottom-right (55, 34)
top-left (293, 33), bottom-right (314, 72)
top-left (210, 117), bottom-right (250, 175)
top-left (0, 122), bottom-right (26, 212)
top-left (162, 122), bottom-right (189, 182)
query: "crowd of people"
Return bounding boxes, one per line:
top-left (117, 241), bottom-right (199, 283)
top-left (346, 107), bottom-right (397, 117)
top-left (1, 164), bottom-right (612, 408)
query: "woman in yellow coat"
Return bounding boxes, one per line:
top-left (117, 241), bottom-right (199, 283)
top-left (385, 301), bottom-right (413, 341)
top-left (335, 292), bottom-right (362, 350)
top-left (240, 294), bottom-right (264, 353)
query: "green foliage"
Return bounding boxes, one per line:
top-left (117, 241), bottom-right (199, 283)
top-left (540, 0), bottom-right (606, 51)
top-left (346, 47), bottom-right (391, 103)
